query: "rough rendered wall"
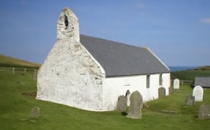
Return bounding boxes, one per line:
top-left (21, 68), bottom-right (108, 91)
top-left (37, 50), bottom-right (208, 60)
top-left (103, 73), bottom-right (170, 111)
top-left (37, 8), bottom-right (105, 111)
top-left (57, 8), bottom-right (80, 42)
top-left (162, 73), bottom-right (171, 95)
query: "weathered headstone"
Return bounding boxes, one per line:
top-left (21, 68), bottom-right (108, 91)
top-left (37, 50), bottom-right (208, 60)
top-left (185, 95), bottom-right (195, 106)
top-left (31, 106), bottom-right (40, 118)
top-left (158, 87), bottom-right (166, 98)
top-left (192, 85), bottom-right (203, 101)
top-left (116, 95), bottom-right (127, 112)
top-left (127, 91), bottom-right (143, 119)
top-left (198, 104), bottom-right (210, 119)
top-left (169, 87), bottom-right (175, 94)
top-left (173, 79), bottom-right (180, 89)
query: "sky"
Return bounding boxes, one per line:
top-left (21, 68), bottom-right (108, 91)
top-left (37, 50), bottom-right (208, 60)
top-left (0, 0), bottom-right (210, 67)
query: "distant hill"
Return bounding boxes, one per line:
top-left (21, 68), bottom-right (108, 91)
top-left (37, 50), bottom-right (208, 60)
top-left (194, 66), bottom-right (210, 70)
top-left (0, 54), bottom-right (40, 68)
top-left (171, 66), bottom-right (210, 80)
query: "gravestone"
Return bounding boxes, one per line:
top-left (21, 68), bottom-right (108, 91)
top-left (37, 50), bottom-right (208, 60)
top-left (198, 104), bottom-right (210, 119)
top-left (173, 79), bottom-right (180, 89)
top-left (127, 91), bottom-right (143, 119)
top-left (169, 87), bottom-right (175, 94)
top-left (31, 106), bottom-right (40, 118)
top-left (192, 85), bottom-right (203, 101)
top-left (116, 95), bottom-right (127, 112)
top-left (185, 95), bottom-right (195, 106)
top-left (158, 87), bottom-right (166, 98)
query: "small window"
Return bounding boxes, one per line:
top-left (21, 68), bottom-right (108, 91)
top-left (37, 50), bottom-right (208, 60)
top-left (159, 74), bottom-right (163, 85)
top-left (64, 14), bottom-right (68, 29)
top-left (146, 75), bottom-right (150, 88)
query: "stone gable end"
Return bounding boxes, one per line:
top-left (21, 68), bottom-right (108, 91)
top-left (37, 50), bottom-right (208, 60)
top-left (37, 8), bottom-right (105, 111)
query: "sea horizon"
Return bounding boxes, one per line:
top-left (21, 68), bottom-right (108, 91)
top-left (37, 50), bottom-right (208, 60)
top-left (168, 66), bottom-right (198, 72)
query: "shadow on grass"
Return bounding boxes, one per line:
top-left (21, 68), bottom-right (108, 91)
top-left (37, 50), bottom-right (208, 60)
top-left (190, 83), bottom-right (194, 89)
top-left (121, 112), bottom-right (127, 116)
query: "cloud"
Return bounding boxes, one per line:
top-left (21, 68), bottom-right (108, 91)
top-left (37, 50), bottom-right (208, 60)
top-left (201, 18), bottom-right (210, 24)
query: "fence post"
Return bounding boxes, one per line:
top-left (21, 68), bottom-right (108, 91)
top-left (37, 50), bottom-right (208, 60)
top-left (34, 69), bottom-right (37, 80)
top-left (13, 67), bottom-right (15, 75)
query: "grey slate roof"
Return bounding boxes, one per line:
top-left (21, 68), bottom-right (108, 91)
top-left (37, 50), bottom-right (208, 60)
top-left (194, 77), bottom-right (210, 88)
top-left (80, 34), bottom-right (170, 77)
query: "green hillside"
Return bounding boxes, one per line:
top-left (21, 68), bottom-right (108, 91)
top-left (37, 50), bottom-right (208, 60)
top-left (194, 66), bottom-right (210, 70)
top-left (171, 66), bottom-right (210, 80)
top-left (0, 54), bottom-right (40, 68)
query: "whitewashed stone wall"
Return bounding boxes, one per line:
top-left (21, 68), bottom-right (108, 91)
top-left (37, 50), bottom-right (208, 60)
top-left (37, 8), bottom-right (105, 111)
top-left (162, 73), bottom-right (171, 93)
top-left (103, 73), bottom-right (170, 111)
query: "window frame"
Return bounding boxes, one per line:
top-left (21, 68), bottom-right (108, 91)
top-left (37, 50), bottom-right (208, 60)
top-left (159, 74), bottom-right (163, 86)
top-left (146, 75), bottom-right (150, 88)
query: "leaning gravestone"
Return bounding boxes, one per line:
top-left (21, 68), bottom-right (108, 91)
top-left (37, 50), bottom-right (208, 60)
top-left (127, 91), bottom-right (143, 119)
top-left (185, 95), bottom-right (195, 106)
top-left (198, 104), bottom-right (210, 119)
top-left (192, 85), bottom-right (203, 101)
top-left (116, 95), bottom-right (127, 112)
top-left (158, 87), bottom-right (166, 98)
top-left (31, 106), bottom-right (40, 118)
top-left (173, 79), bottom-right (180, 89)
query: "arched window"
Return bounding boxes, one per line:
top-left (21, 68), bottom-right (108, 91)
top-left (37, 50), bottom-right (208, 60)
top-left (125, 90), bottom-right (130, 97)
top-left (125, 90), bottom-right (131, 106)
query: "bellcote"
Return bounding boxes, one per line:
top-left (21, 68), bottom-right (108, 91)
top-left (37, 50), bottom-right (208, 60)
top-left (57, 8), bottom-right (80, 42)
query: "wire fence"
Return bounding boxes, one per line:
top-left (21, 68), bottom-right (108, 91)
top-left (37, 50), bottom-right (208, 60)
top-left (0, 67), bottom-right (38, 80)
top-left (180, 80), bottom-right (193, 85)
top-left (171, 79), bottom-right (193, 86)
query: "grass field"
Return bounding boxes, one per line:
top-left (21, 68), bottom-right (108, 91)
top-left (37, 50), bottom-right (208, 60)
top-left (1, 69), bottom-right (210, 130)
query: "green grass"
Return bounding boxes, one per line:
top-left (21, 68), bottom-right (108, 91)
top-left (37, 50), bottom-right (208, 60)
top-left (1, 70), bottom-right (210, 130)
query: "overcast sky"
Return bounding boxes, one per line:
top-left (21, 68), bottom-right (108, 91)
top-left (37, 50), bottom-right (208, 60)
top-left (0, 0), bottom-right (210, 66)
